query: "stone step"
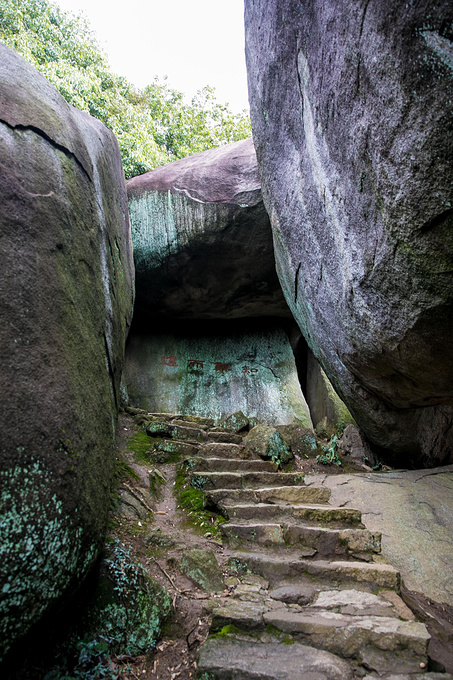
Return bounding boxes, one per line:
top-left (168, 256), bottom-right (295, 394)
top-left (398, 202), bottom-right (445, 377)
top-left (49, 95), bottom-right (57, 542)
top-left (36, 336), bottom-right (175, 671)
top-left (228, 552), bottom-right (401, 589)
top-left (172, 414), bottom-right (215, 428)
top-left (197, 637), bottom-right (354, 680)
top-left (221, 522), bottom-right (381, 555)
top-left (188, 458), bottom-right (277, 473)
top-left (197, 442), bottom-right (252, 459)
top-left (223, 503), bottom-right (362, 526)
top-left (206, 431), bottom-right (244, 445)
top-left (262, 608), bottom-right (430, 659)
top-left (169, 424), bottom-right (207, 442)
top-left (189, 471), bottom-right (305, 490)
top-left (209, 601), bottom-right (429, 663)
top-left (310, 588), bottom-right (407, 618)
top-left (206, 485), bottom-right (331, 506)
top-left (149, 438), bottom-right (199, 458)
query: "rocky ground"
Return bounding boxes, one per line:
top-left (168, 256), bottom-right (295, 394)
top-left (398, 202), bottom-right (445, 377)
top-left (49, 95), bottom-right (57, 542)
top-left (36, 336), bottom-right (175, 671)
top-left (111, 410), bottom-right (453, 679)
top-left (5, 411), bottom-right (452, 679)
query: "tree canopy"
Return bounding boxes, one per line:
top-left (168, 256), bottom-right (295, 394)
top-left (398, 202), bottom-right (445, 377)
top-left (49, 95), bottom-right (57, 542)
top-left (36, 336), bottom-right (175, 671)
top-left (0, 0), bottom-right (252, 178)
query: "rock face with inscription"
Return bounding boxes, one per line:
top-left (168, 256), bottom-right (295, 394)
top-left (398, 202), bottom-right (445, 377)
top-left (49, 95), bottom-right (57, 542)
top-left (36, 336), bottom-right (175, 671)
top-left (125, 139), bottom-right (314, 427)
top-left (0, 44), bottom-right (134, 659)
top-left (123, 320), bottom-right (313, 428)
top-left (245, 0), bottom-right (453, 465)
top-left (127, 138), bottom-right (289, 321)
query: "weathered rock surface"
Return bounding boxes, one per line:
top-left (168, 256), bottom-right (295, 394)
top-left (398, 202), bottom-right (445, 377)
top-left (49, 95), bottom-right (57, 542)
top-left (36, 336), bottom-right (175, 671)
top-left (316, 467), bottom-right (453, 608)
top-left (245, 0), bottom-right (453, 465)
top-left (198, 637), bottom-right (354, 679)
top-left (305, 348), bottom-right (354, 431)
top-left (127, 138), bottom-right (289, 321)
top-left (123, 320), bottom-right (312, 426)
top-left (243, 424), bottom-right (293, 465)
top-left (340, 423), bottom-right (378, 467)
top-left (179, 548), bottom-right (224, 592)
top-left (0, 45), bottom-right (134, 658)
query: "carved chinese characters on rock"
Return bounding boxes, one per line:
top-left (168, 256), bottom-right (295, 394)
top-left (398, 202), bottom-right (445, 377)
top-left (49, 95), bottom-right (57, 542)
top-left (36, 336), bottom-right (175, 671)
top-left (159, 356), bottom-right (259, 375)
top-left (161, 355), bottom-right (178, 367)
top-left (214, 362), bottom-right (232, 373)
top-left (188, 359), bottom-right (205, 370)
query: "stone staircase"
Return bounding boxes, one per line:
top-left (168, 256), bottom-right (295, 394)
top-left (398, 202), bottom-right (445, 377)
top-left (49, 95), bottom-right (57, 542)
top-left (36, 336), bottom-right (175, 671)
top-left (133, 411), bottom-right (449, 679)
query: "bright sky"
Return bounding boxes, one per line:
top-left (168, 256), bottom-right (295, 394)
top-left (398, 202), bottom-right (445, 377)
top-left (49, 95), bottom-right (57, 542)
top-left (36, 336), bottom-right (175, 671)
top-left (54, 0), bottom-right (249, 113)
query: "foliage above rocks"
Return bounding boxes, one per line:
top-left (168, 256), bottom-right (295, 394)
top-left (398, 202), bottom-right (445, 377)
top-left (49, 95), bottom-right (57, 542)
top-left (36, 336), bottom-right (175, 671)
top-left (0, 0), bottom-right (252, 179)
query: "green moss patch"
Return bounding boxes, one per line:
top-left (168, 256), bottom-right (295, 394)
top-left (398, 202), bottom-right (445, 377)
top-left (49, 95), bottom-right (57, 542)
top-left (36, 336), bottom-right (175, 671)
top-left (174, 468), bottom-right (225, 539)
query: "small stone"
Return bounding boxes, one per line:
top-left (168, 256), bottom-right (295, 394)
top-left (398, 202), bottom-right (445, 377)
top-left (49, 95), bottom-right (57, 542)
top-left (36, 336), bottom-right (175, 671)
top-left (219, 411), bottom-right (250, 433)
top-left (179, 548), bottom-right (224, 593)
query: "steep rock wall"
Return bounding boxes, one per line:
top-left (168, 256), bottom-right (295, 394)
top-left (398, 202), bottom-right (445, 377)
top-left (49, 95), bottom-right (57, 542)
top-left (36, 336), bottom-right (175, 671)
top-left (245, 0), bottom-right (453, 465)
top-left (0, 44), bottom-right (134, 658)
top-left (123, 320), bottom-right (312, 427)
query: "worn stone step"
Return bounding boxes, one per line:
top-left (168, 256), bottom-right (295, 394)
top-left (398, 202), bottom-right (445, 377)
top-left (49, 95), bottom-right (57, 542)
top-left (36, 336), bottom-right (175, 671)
top-left (169, 424), bottom-right (208, 442)
top-left (310, 589), bottom-right (405, 618)
top-left (197, 637), bottom-right (354, 680)
top-left (149, 438), bottom-right (199, 457)
top-left (188, 458), bottom-right (277, 473)
top-left (206, 485), bottom-right (331, 506)
top-left (221, 522), bottom-right (381, 555)
top-left (206, 431), bottom-right (244, 445)
top-left (189, 471), bottom-right (305, 490)
top-left (223, 503), bottom-right (362, 526)
top-left (263, 609), bottom-right (430, 659)
top-left (209, 600), bottom-right (429, 661)
top-left (144, 412), bottom-right (183, 420)
top-left (268, 586), bottom-right (411, 619)
top-left (228, 552), bottom-right (401, 589)
top-left (172, 414), bottom-right (215, 428)
top-left (197, 442), bottom-right (253, 459)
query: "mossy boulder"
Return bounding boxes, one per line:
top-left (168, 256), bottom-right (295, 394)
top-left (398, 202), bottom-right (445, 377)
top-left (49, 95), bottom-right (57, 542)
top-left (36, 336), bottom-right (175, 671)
top-left (127, 138), bottom-right (289, 321)
top-left (244, 424), bottom-right (293, 466)
top-left (123, 321), bottom-right (313, 427)
top-left (179, 548), bottom-right (225, 593)
top-left (276, 424), bottom-right (321, 457)
top-left (0, 45), bottom-right (134, 659)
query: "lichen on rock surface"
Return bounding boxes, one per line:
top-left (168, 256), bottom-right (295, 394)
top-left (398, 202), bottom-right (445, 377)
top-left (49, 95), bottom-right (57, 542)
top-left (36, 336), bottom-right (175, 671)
top-left (0, 44), bottom-right (134, 659)
top-left (127, 138), bottom-right (290, 321)
top-left (244, 424), bottom-right (293, 466)
top-left (245, 0), bottom-right (453, 465)
top-left (123, 320), bottom-right (312, 427)
top-left (86, 540), bottom-right (172, 657)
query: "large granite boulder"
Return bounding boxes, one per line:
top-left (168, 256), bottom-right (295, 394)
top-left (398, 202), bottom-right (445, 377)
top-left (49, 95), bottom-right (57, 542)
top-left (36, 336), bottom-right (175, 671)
top-left (0, 44), bottom-right (134, 658)
top-left (127, 138), bottom-right (290, 321)
top-left (245, 0), bottom-right (453, 465)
